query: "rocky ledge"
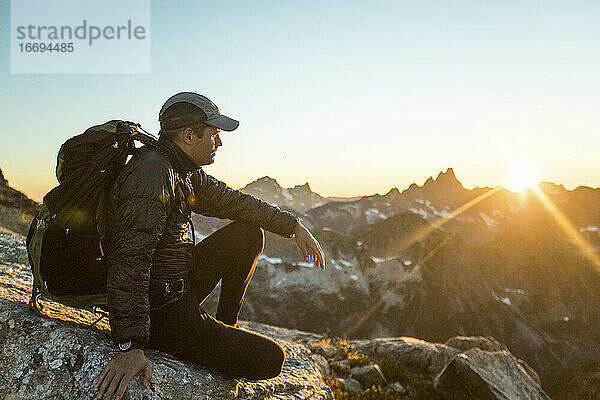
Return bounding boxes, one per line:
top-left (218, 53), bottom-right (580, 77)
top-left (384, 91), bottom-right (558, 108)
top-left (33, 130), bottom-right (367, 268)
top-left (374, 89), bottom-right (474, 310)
top-left (0, 230), bottom-right (551, 399)
top-left (0, 297), bottom-right (333, 400)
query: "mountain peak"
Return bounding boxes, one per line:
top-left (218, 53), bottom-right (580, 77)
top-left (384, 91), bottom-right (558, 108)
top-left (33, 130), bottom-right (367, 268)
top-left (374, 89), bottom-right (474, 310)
top-left (538, 181), bottom-right (566, 194)
top-left (241, 176), bottom-right (283, 192)
top-left (432, 167), bottom-right (464, 190)
top-left (383, 187), bottom-right (400, 200)
top-left (436, 167), bottom-right (456, 181)
top-left (293, 182), bottom-right (311, 192)
top-left (254, 176), bottom-right (281, 186)
top-left (257, 175), bottom-right (278, 183)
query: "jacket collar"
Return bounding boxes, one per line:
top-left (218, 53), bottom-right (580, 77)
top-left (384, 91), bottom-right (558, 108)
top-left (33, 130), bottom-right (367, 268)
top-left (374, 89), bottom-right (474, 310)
top-left (157, 137), bottom-right (199, 176)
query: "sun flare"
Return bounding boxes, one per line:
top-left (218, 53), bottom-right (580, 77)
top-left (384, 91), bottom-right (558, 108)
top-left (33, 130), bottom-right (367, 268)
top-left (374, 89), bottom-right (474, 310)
top-left (506, 163), bottom-right (538, 192)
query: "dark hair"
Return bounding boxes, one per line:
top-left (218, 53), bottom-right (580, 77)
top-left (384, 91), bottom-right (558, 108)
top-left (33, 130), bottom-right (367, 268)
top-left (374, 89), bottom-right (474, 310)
top-left (159, 103), bottom-right (208, 141)
top-left (159, 122), bottom-right (208, 142)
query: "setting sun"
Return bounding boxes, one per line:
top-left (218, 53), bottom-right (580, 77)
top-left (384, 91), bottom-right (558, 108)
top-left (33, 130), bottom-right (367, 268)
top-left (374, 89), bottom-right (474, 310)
top-left (506, 163), bottom-right (538, 192)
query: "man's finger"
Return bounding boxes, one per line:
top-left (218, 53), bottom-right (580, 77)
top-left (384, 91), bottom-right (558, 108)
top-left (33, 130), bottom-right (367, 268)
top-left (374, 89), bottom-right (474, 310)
top-left (95, 367), bottom-right (109, 390)
top-left (115, 373), bottom-right (134, 400)
top-left (317, 242), bottom-right (324, 255)
top-left (309, 247), bottom-right (318, 268)
top-left (104, 373), bottom-right (124, 400)
top-left (306, 242), bottom-right (322, 268)
top-left (97, 369), bottom-right (116, 399)
top-left (313, 240), bottom-right (325, 269)
top-left (298, 240), bottom-right (309, 261)
top-left (143, 362), bottom-right (153, 387)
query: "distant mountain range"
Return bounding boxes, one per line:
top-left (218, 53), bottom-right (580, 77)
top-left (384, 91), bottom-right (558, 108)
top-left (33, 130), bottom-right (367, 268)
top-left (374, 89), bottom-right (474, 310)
top-left (240, 176), bottom-right (360, 212)
top-left (231, 167), bottom-right (600, 245)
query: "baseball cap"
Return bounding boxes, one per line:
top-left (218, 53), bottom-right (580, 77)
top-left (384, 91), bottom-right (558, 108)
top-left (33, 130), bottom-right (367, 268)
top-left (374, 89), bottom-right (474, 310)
top-left (159, 92), bottom-right (239, 131)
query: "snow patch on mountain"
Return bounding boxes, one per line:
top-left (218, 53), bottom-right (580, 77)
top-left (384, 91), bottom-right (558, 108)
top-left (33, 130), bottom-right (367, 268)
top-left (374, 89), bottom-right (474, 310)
top-left (371, 256), bottom-right (396, 263)
top-left (274, 277), bottom-right (287, 287)
top-left (504, 288), bottom-right (525, 294)
top-left (260, 255), bottom-right (283, 265)
top-left (480, 212), bottom-right (498, 227)
top-left (281, 188), bottom-right (294, 201)
top-left (365, 208), bottom-right (388, 223)
top-left (338, 259), bottom-right (353, 267)
top-left (329, 259), bottom-right (349, 271)
top-left (409, 208), bottom-right (429, 219)
top-left (295, 261), bottom-right (315, 268)
top-left (432, 207), bottom-right (451, 218)
top-left (496, 296), bottom-right (512, 306)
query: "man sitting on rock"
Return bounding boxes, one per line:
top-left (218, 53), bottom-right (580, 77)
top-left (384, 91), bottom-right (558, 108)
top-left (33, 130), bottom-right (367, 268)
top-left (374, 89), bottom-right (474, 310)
top-left (95, 92), bottom-right (326, 400)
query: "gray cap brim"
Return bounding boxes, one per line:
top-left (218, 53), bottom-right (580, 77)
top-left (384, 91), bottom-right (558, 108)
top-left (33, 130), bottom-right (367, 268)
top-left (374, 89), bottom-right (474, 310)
top-left (205, 115), bottom-right (239, 131)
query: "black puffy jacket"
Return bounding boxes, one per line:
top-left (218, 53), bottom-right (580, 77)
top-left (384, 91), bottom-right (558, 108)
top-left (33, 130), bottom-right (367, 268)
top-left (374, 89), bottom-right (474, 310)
top-left (105, 137), bottom-right (299, 347)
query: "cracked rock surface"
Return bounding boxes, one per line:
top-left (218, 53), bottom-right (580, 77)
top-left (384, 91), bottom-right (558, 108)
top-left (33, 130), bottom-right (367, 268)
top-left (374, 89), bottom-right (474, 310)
top-left (0, 230), bottom-right (332, 400)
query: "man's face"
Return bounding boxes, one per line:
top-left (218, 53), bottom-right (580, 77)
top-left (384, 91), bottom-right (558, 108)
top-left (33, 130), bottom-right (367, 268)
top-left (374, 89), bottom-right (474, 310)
top-left (193, 125), bottom-right (222, 166)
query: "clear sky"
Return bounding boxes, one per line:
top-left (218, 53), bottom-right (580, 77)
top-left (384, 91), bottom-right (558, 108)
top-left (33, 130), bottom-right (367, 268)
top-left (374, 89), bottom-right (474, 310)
top-left (1, 0), bottom-right (599, 202)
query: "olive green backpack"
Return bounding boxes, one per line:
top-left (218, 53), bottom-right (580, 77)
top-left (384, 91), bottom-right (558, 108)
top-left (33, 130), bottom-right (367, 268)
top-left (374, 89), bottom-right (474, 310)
top-left (26, 120), bottom-right (158, 320)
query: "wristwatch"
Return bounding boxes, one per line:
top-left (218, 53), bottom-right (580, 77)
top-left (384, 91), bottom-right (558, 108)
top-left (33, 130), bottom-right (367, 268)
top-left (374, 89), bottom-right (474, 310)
top-left (118, 340), bottom-right (134, 352)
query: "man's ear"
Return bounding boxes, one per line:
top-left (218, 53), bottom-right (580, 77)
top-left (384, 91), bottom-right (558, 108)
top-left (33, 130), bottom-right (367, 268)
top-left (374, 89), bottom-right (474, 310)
top-left (181, 127), bottom-right (195, 144)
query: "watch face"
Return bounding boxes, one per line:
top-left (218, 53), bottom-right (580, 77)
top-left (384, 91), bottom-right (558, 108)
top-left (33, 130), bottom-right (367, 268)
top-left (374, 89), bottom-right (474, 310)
top-left (119, 341), bottom-right (132, 351)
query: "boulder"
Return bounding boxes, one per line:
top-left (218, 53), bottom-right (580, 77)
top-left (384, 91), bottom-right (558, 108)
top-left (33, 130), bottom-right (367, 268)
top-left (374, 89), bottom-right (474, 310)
top-left (434, 349), bottom-right (551, 400)
top-left (310, 353), bottom-right (331, 379)
top-left (0, 298), bottom-right (333, 400)
top-left (445, 336), bottom-right (508, 352)
top-left (384, 381), bottom-right (406, 394)
top-left (350, 363), bottom-right (387, 388)
top-left (336, 378), bottom-right (362, 393)
top-left (352, 336), bottom-right (460, 379)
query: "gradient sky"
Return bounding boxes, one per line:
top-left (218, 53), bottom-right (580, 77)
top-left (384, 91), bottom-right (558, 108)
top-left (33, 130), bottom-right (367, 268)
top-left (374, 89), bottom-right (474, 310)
top-left (1, 0), bottom-right (599, 202)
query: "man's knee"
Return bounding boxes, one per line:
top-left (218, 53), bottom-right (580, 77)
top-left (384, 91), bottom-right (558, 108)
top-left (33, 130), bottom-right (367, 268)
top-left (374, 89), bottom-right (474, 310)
top-left (256, 341), bottom-right (285, 379)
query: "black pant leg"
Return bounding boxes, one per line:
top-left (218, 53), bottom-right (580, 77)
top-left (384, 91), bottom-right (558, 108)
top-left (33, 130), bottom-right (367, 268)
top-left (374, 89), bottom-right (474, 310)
top-left (191, 221), bottom-right (264, 325)
top-left (148, 287), bottom-right (285, 380)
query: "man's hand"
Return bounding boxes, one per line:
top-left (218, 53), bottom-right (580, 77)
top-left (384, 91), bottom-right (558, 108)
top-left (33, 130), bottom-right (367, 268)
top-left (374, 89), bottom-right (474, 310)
top-left (294, 221), bottom-right (326, 269)
top-left (95, 349), bottom-right (152, 400)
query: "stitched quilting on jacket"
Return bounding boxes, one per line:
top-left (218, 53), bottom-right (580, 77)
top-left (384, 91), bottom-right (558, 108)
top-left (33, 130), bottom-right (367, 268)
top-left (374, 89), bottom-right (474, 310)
top-left (105, 137), bottom-right (299, 346)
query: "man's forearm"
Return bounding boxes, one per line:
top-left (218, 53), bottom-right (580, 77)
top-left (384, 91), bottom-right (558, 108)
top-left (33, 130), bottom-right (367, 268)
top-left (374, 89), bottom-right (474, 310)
top-left (189, 170), bottom-right (300, 237)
